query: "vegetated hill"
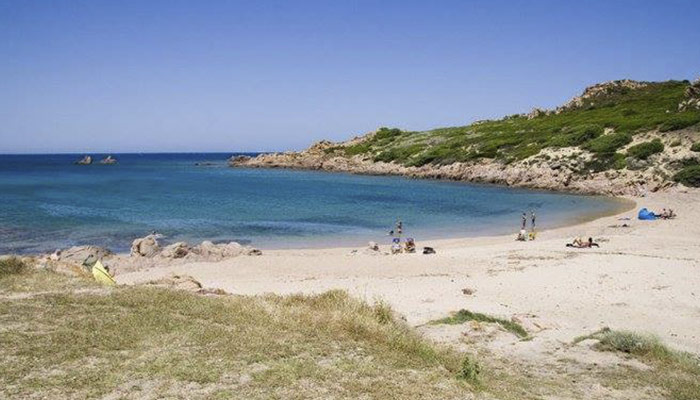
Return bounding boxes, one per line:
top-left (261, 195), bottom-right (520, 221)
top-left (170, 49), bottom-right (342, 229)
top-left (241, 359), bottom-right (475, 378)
top-left (232, 79), bottom-right (700, 195)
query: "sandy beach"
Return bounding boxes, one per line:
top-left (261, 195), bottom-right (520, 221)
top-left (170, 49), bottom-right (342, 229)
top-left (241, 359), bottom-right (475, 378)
top-left (118, 188), bottom-right (700, 359)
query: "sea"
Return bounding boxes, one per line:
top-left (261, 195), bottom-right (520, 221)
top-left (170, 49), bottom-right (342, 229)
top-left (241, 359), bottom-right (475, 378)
top-left (0, 153), bottom-right (628, 254)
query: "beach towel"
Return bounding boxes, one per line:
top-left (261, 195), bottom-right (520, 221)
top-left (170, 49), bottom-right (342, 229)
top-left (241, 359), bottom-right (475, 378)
top-left (637, 208), bottom-right (656, 220)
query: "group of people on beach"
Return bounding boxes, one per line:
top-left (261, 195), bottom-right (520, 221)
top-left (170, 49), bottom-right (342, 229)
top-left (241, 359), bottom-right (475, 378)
top-left (387, 219), bottom-right (429, 254)
top-left (516, 210), bottom-right (537, 241)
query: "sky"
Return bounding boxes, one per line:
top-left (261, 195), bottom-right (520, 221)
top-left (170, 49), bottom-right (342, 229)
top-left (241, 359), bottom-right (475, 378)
top-left (1, 0), bottom-right (699, 153)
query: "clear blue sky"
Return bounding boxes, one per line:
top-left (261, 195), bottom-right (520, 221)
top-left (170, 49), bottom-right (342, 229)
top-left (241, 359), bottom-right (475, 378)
top-left (1, 0), bottom-right (699, 153)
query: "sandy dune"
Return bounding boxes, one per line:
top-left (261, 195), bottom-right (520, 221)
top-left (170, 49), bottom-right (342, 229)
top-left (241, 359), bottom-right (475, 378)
top-left (118, 189), bottom-right (700, 355)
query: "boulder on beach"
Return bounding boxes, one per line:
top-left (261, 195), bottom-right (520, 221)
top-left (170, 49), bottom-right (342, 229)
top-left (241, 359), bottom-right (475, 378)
top-left (75, 155), bottom-right (92, 165)
top-left (194, 241), bottom-right (262, 259)
top-left (130, 234), bottom-right (161, 257)
top-left (55, 245), bottom-right (113, 266)
top-left (160, 242), bottom-right (191, 259)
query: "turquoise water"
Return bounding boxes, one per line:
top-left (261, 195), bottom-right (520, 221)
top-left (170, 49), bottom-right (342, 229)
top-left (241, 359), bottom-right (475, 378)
top-left (0, 153), bottom-right (625, 254)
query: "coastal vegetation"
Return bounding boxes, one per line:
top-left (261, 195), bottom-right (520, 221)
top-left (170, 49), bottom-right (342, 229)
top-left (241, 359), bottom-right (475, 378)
top-left (0, 256), bottom-right (28, 276)
top-left (573, 328), bottom-right (700, 400)
top-left (673, 165), bottom-right (700, 187)
top-left (0, 270), bottom-right (471, 399)
top-left (316, 80), bottom-right (700, 186)
top-left (2, 265), bottom-right (699, 399)
top-left (430, 309), bottom-right (529, 339)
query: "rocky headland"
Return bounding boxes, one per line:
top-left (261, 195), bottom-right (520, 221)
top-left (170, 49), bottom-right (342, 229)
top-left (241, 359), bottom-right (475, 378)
top-left (231, 79), bottom-right (700, 196)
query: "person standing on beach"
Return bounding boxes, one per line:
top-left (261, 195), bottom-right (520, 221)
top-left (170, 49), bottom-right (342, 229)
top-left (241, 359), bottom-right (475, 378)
top-left (531, 211), bottom-right (536, 230)
top-left (521, 213), bottom-right (527, 230)
top-left (396, 219), bottom-right (403, 236)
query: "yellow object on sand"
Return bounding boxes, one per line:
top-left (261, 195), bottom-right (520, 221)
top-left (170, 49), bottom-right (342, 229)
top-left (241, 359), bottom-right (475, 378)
top-left (92, 260), bottom-right (116, 286)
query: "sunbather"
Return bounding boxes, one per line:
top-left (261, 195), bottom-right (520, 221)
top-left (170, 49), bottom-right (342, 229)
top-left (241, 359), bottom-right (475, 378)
top-left (391, 237), bottom-right (402, 254)
top-left (404, 238), bottom-right (416, 253)
top-left (567, 237), bottom-right (599, 248)
top-left (516, 229), bottom-right (527, 241)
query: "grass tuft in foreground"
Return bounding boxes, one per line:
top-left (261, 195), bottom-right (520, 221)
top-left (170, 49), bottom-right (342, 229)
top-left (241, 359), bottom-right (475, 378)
top-left (430, 309), bottom-right (529, 339)
top-left (574, 328), bottom-right (700, 400)
top-left (0, 256), bottom-right (28, 276)
top-left (0, 273), bottom-right (472, 399)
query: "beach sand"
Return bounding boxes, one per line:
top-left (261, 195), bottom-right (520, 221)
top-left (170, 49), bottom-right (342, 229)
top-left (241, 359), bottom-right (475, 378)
top-left (118, 188), bottom-right (700, 358)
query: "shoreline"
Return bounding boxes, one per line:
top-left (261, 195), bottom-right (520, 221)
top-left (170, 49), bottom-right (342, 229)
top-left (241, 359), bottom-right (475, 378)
top-left (254, 193), bottom-right (636, 252)
top-left (117, 188), bottom-right (700, 355)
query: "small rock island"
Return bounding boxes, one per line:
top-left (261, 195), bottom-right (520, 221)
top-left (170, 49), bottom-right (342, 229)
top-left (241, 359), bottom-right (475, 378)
top-left (74, 155), bottom-right (92, 165)
top-left (100, 155), bottom-right (117, 165)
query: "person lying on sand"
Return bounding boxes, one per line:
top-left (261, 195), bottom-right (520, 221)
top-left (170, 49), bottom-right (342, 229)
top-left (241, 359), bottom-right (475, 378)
top-left (566, 237), bottom-right (599, 248)
top-left (658, 208), bottom-right (676, 219)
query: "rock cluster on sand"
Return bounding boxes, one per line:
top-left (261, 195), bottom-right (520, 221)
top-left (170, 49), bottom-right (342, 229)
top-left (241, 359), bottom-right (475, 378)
top-left (37, 235), bottom-right (262, 278)
top-left (131, 235), bottom-right (161, 257)
top-left (130, 235), bottom-right (262, 261)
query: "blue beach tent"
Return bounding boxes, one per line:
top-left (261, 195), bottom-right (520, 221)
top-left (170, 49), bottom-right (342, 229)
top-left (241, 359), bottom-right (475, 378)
top-left (637, 208), bottom-right (656, 220)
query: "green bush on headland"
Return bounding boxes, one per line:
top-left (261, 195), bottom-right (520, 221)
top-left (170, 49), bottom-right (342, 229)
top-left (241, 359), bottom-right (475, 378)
top-left (626, 139), bottom-right (664, 160)
top-left (673, 165), bottom-right (700, 187)
top-left (583, 132), bottom-right (632, 154)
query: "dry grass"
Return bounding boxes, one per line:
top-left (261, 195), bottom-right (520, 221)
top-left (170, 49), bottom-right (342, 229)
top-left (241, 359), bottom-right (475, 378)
top-left (0, 257), bottom-right (29, 276)
top-left (4, 269), bottom-right (699, 399)
top-left (0, 272), bottom-right (473, 399)
top-left (0, 260), bottom-right (97, 294)
top-left (573, 328), bottom-right (700, 400)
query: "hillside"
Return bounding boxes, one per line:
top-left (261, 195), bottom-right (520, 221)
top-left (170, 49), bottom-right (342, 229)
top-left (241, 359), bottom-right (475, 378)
top-left (231, 79), bottom-right (700, 195)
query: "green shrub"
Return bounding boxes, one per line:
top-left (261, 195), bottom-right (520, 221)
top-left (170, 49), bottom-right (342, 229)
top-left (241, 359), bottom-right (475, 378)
top-left (627, 139), bottom-right (664, 160)
top-left (431, 309), bottom-right (529, 338)
top-left (583, 133), bottom-right (632, 154)
top-left (673, 165), bottom-right (700, 187)
top-left (659, 113), bottom-right (700, 132)
top-left (374, 127), bottom-right (403, 141)
top-left (344, 142), bottom-right (371, 156)
top-left (549, 124), bottom-right (603, 147)
top-left (582, 152), bottom-right (626, 173)
top-left (373, 144), bottom-right (423, 163)
top-left (0, 257), bottom-right (28, 276)
top-left (691, 142), bottom-right (700, 152)
top-left (457, 356), bottom-right (481, 382)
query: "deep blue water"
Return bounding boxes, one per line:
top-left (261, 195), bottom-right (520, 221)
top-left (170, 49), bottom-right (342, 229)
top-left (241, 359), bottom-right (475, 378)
top-left (0, 153), bottom-right (626, 254)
